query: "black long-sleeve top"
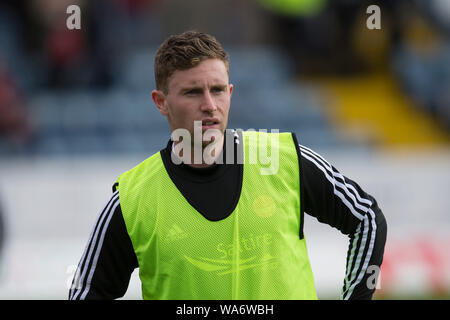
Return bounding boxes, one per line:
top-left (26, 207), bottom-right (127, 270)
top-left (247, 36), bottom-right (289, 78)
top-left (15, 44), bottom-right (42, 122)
top-left (69, 131), bottom-right (387, 300)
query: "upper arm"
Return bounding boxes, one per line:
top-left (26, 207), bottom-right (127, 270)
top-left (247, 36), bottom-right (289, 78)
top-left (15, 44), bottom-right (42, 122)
top-left (299, 144), bottom-right (376, 234)
top-left (69, 191), bottom-right (138, 300)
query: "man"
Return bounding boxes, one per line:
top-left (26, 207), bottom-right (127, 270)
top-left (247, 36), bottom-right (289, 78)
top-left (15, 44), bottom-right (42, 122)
top-left (69, 31), bottom-right (387, 300)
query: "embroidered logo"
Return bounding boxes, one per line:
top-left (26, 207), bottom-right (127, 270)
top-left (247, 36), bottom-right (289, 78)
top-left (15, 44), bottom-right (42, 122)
top-left (253, 195), bottom-right (276, 218)
top-left (166, 224), bottom-right (189, 242)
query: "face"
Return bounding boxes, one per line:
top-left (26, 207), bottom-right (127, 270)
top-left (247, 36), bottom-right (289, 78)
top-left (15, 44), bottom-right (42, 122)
top-left (152, 59), bottom-right (233, 146)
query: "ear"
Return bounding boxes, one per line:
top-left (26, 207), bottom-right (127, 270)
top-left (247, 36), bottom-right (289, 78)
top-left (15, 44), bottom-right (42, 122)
top-left (152, 90), bottom-right (168, 116)
top-left (229, 83), bottom-right (233, 97)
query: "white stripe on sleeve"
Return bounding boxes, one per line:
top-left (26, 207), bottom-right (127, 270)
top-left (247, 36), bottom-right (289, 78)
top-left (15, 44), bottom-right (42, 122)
top-left (70, 191), bottom-right (119, 300)
top-left (299, 144), bottom-right (377, 300)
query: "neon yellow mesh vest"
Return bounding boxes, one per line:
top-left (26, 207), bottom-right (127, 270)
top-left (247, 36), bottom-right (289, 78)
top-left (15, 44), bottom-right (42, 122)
top-left (117, 131), bottom-right (317, 300)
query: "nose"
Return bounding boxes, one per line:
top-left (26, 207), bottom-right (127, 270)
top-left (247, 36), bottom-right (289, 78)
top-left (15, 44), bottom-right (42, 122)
top-left (200, 91), bottom-right (217, 112)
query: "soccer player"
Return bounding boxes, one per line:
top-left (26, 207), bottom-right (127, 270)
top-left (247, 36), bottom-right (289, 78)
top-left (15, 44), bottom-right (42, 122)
top-left (69, 31), bottom-right (387, 300)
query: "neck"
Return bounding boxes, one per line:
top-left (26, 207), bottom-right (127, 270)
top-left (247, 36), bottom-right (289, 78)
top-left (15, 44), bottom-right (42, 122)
top-left (172, 135), bottom-right (225, 168)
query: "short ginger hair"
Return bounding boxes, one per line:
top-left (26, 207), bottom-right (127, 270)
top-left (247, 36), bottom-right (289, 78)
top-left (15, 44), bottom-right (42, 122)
top-left (154, 31), bottom-right (229, 93)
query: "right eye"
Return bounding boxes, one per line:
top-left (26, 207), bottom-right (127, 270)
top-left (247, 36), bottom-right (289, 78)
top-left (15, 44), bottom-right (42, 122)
top-left (185, 89), bottom-right (201, 95)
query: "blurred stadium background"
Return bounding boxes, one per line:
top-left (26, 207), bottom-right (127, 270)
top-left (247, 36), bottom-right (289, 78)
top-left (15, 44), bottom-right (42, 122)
top-left (0, 0), bottom-right (449, 299)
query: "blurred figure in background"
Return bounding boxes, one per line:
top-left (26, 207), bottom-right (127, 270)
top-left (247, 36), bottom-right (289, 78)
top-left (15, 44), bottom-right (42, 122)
top-left (1, 0), bottom-right (161, 89)
top-left (256, 0), bottom-right (399, 75)
top-left (391, 0), bottom-right (450, 130)
top-left (32, 0), bottom-right (114, 88)
top-left (3, 0), bottom-right (116, 89)
top-left (0, 60), bottom-right (32, 152)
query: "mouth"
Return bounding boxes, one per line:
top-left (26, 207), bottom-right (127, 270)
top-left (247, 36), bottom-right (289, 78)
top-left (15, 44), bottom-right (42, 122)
top-left (200, 119), bottom-right (220, 129)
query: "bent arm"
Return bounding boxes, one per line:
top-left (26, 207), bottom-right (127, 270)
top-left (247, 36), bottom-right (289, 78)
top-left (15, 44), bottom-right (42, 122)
top-left (299, 145), bottom-right (387, 300)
